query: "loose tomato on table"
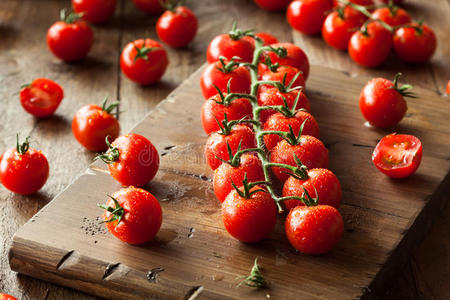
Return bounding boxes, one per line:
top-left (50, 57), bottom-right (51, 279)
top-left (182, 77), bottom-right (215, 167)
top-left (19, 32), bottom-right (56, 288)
top-left (19, 78), bottom-right (64, 118)
top-left (446, 80), bottom-right (450, 94)
top-left (0, 294), bottom-right (17, 300)
top-left (359, 73), bottom-right (413, 128)
top-left (0, 135), bottom-right (49, 195)
top-left (47, 9), bottom-right (93, 62)
top-left (120, 38), bottom-right (169, 85)
top-left (371, 6), bottom-right (411, 27)
top-left (97, 133), bottom-right (159, 186)
top-left (72, 98), bottom-right (120, 152)
top-left (72, 0), bottom-right (116, 24)
top-left (254, 0), bottom-right (291, 11)
top-left (132, 0), bottom-right (163, 14)
top-left (393, 23), bottom-right (437, 64)
top-left (372, 133), bottom-right (422, 179)
top-left (99, 186), bottom-right (162, 244)
top-left (262, 42), bottom-right (310, 80)
top-left (287, 0), bottom-right (333, 35)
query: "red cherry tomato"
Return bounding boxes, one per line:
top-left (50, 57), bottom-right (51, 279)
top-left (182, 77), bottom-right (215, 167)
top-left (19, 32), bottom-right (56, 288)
top-left (0, 136), bottom-right (49, 195)
top-left (213, 154), bottom-right (265, 202)
top-left (359, 73), bottom-right (411, 128)
top-left (287, 0), bottom-right (333, 35)
top-left (263, 42), bottom-right (310, 80)
top-left (99, 133), bottom-right (159, 186)
top-left (259, 65), bottom-right (305, 92)
top-left (47, 10), bottom-right (93, 62)
top-left (333, 0), bottom-right (373, 6)
top-left (200, 59), bottom-right (251, 99)
top-left (348, 21), bottom-right (393, 68)
top-left (255, 32), bottom-right (279, 45)
top-left (222, 185), bottom-right (277, 242)
top-left (120, 38), bottom-right (169, 85)
top-left (72, 0), bottom-right (116, 24)
top-left (263, 110), bottom-right (319, 150)
top-left (204, 124), bottom-right (256, 170)
top-left (19, 78), bottom-right (64, 118)
top-left (207, 30), bottom-right (255, 63)
top-left (72, 99), bottom-right (120, 151)
top-left (156, 6), bottom-right (198, 48)
top-left (371, 7), bottom-right (411, 27)
top-left (254, 0), bottom-right (291, 11)
top-left (132, 0), bottom-right (163, 14)
top-left (322, 6), bottom-right (366, 50)
top-left (100, 186), bottom-right (162, 244)
top-left (201, 93), bottom-right (253, 135)
top-left (282, 168), bottom-right (341, 210)
top-left (285, 205), bottom-right (343, 254)
top-left (393, 23), bottom-right (437, 64)
top-left (0, 294), bottom-right (17, 300)
top-left (270, 136), bottom-right (329, 183)
top-left (446, 80), bottom-right (450, 94)
top-left (372, 133), bottom-right (422, 178)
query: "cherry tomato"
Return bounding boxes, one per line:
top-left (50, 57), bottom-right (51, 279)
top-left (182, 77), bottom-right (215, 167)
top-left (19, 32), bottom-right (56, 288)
top-left (393, 23), bottom-right (437, 64)
top-left (213, 154), bottom-right (265, 202)
top-left (156, 5), bottom-right (198, 48)
top-left (446, 80), bottom-right (450, 94)
top-left (207, 28), bottom-right (255, 63)
top-left (333, 0), bottom-right (373, 6)
top-left (348, 21), bottom-right (393, 68)
top-left (201, 93), bottom-right (253, 135)
top-left (222, 185), bottom-right (277, 242)
top-left (263, 42), bottom-right (310, 80)
top-left (0, 136), bottom-right (49, 195)
top-left (371, 7), bottom-right (411, 27)
top-left (322, 6), bottom-right (366, 50)
top-left (132, 0), bottom-right (163, 14)
top-left (120, 38), bottom-right (169, 85)
top-left (372, 133), bottom-right (422, 178)
top-left (100, 186), bottom-right (162, 244)
top-left (200, 58), bottom-right (251, 99)
top-left (285, 205), bottom-right (343, 254)
top-left (255, 32), bottom-right (279, 45)
top-left (205, 124), bottom-right (256, 170)
top-left (47, 10), bottom-right (93, 62)
top-left (258, 87), bottom-right (310, 124)
top-left (282, 168), bottom-right (341, 210)
top-left (72, 0), bottom-right (116, 24)
top-left (270, 135), bottom-right (329, 182)
top-left (19, 78), bottom-right (64, 118)
top-left (0, 294), bottom-right (17, 300)
top-left (263, 110), bottom-right (319, 150)
top-left (72, 99), bottom-right (120, 151)
top-left (287, 0), bottom-right (333, 35)
top-left (254, 0), bottom-right (291, 11)
top-left (359, 73), bottom-right (411, 128)
top-left (259, 65), bottom-right (305, 92)
top-left (98, 133), bottom-right (159, 186)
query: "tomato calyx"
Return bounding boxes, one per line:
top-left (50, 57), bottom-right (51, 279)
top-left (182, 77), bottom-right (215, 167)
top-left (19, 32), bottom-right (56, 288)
top-left (281, 153), bottom-right (309, 180)
top-left (340, 0), bottom-right (394, 33)
top-left (98, 195), bottom-right (125, 229)
top-left (391, 72), bottom-right (416, 98)
top-left (101, 97), bottom-right (120, 114)
top-left (211, 80), bottom-right (257, 107)
top-left (261, 56), bottom-right (280, 73)
top-left (400, 20), bottom-right (425, 35)
top-left (95, 137), bottom-right (120, 163)
top-left (60, 8), bottom-right (83, 24)
top-left (16, 134), bottom-right (30, 155)
top-left (228, 22), bottom-right (255, 41)
top-left (133, 44), bottom-right (159, 62)
top-left (218, 140), bottom-right (265, 167)
top-left (257, 71), bottom-right (303, 94)
top-left (237, 257), bottom-right (267, 288)
top-left (216, 56), bottom-right (242, 74)
top-left (161, 0), bottom-right (185, 12)
top-left (230, 173), bottom-right (269, 199)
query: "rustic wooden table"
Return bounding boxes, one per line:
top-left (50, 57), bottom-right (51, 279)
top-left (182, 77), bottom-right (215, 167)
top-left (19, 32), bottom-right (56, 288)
top-left (0, 0), bottom-right (448, 299)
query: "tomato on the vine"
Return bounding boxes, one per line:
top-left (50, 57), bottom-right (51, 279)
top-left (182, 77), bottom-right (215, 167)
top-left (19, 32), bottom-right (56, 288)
top-left (132, 0), bottom-right (163, 14)
top-left (72, 0), bottom-right (116, 24)
top-left (97, 133), bottom-right (159, 186)
top-left (0, 136), bottom-right (49, 195)
top-left (371, 6), bottom-right (411, 27)
top-left (47, 9), bottom-right (93, 62)
top-left (100, 186), bottom-right (162, 244)
top-left (156, 5), bottom-right (198, 48)
top-left (334, 0), bottom-right (373, 6)
top-left (259, 64), bottom-right (305, 92)
top-left (255, 32), bottom-right (279, 45)
top-left (72, 98), bottom-right (120, 151)
top-left (254, 0), bottom-right (291, 11)
top-left (393, 23), bottom-right (437, 64)
top-left (372, 133), bottom-right (422, 179)
top-left (287, 0), bottom-right (333, 35)
top-left (20, 78), bottom-right (64, 118)
top-left (120, 38), bottom-right (169, 85)
top-left (263, 42), bottom-right (310, 80)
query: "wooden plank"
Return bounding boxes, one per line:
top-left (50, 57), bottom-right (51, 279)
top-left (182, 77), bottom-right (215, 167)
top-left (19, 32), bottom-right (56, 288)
top-left (8, 64), bottom-right (450, 299)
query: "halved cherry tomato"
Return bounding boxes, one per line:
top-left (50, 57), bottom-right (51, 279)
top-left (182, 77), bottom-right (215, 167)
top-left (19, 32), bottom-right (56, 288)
top-left (372, 133), bottom-right (422, 178)
top-left (393, 23), bottom-right (437, 64)
top-left (371, 6), bottom-right (411, 27)
top-left (72, 0), bottom-right (116, 24)
top-left (156, 5), bottom-right (198, 48)
top-left (287, 0), bottom-right (333, 35)
top-left (132, 0), bottom-right (163, 14)
top-left (262, 42), bottom-right (310, 80)
top-left (254, 0), bottom-right (291, 11)
top-left (20, 78), bottom-right (64, 118)
top-left (207, 25), bottom-right (255, 63)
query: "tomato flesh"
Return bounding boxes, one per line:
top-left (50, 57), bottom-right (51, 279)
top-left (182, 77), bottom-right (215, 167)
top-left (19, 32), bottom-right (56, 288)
top-left (20, 78), bottom-right (64, 118)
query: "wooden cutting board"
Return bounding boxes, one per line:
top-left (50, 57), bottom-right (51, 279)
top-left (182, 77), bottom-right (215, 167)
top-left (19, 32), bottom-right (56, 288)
top-left (8, 64), bottom-right (450, 300)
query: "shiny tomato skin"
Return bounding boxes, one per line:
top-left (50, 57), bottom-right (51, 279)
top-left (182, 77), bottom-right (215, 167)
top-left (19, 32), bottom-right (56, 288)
top-left (255, 32), bottom-right (279, 45)
top-left (200, 61), bottom-right (251, 99)
top-left (258, 87), bottom-right (310, 124)
top-left (102, 187), bottom-right (162, 244)
top-left (20, 78), bottom-right (64, 118)
top-left (0, 147), bottom-right (49, 195)
top-left (270, 136), bottom-right (329, 183)
top-left (359, 77), bottom-right (407, 128)
top-left (322, 6), bottom-right (366, 50)
top-left (156, 6), bottom-right (198, 48)
top-left (120, 39), bottom-right (168, 85)
top-left (132, 0), bottom-right (163, 14)
top-left (254, 0), bottom-right (291, 11)
top-left (72, 0), bottom-right (116, 24)
top-left (207, 34), bottom-right (255, 63)
top-left (201, 94), bottom-right (253, 135)
top-left (287, 0), bottom-right (333, 35)
top-left (446, 81), bottom-right (450, 94)
top-left (213, 154), bottom-right (265, 202)
top-left (263, 42), bottom-right (310, 80)
top-left (47, 19), bottom-right (93, 62)
top-left (285, 205), bottom-right (343, 254)
top-left (371, 7), bottom-right (411, 27)
top-left (282, 168), bottom-right (341, 211)
top-left (107, 134), bottom-right (159, 186)
top-left (393, 24), bottom-right (437, 64)
top-left (348, 21), bottom-right (392, 68)
top-left (72, 104), bottom-right (120, 151)
top-left (263, 110), bottom-right (319, 150)
top-left (0, 294), bottom-right (17, 300)
top-left (222, 186), bottom-right (277, 243)
top-left (372, 133), bottom-right (422, 178)
top-left (205, 125), bottom-right (256, 170)
top-left (259, 65), bottom-right (305, 92)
